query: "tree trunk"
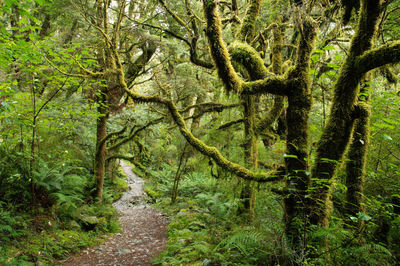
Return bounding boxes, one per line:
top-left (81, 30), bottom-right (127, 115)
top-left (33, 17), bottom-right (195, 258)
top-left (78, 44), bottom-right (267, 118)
top-left (94, 93), bottom-right (109, 202)
top-left (309, 0), bottom-right (382, 225)
top-left (239, 95), bottom-right (258, 222)
top-left (281, 18), bottom-right (315, 253)
top-left (344, 78), bottom-right (371, 227)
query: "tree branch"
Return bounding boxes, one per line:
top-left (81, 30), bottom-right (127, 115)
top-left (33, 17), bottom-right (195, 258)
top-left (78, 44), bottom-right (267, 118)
top-left (217, 119), bottom-right (244, 130)
top-left (241, 76), bottom-right (289, 95)
top-left (237, 0), bottom-right (261, 42)
top-left (180, 102), bottom-right (240, 113)
top-left (356, 41), bottom-right (400, 74)
top-left (202, 0), bottom-right (242, 93)
top-left (108, 118), bottom-right (163, 151)
top-left (99, 125), bottom-right (128, 149)
top-left (157, 0), bottom-right (192, 33)
top-left (124, 89), bottom-right (282, 183)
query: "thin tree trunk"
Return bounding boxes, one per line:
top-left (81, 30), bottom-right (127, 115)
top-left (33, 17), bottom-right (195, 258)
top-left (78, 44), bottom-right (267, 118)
top-left (30, 77), bottom-right (36, 204)
top-left (239, 95), bottom-right (258, 222)
top-left (344, 78), bottom-right (371, 227)
top-left (94, 93), bottom-right (109, 201)
top-left (171, 144), bottom-right (188, 203)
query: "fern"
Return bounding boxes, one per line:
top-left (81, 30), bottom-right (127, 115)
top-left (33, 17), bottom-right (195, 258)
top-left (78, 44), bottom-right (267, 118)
top-left (215, 230), bottom-right (264, 256)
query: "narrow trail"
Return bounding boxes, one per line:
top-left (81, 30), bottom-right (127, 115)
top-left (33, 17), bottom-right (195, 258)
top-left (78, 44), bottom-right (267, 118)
top-left (64, 161), bottom-right (168, 266)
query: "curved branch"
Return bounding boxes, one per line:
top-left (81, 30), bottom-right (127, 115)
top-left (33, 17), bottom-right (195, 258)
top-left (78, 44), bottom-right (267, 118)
top-left (242, 76), bottom-right (289, 95)
top-left (202, 0), bottom-right (242, 93)
top-left (99, 125), bottom-right (128, 149)
top-left (202, 0), bottom-right (290, 96)
top-left (109, 118), bottom-right (163, 151)
top-left (229, 42), bottom-right (270, 80)
top-left (356, 41), bottom-right (400, 74)
top-left (124, 89), bottom-right (282, 183)
top-left (237, 0), bottom-right (261, 42)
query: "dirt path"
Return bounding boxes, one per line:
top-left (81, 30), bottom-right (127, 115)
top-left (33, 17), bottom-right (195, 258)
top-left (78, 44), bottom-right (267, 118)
top-left (64, 161), bottom-right (168, 265)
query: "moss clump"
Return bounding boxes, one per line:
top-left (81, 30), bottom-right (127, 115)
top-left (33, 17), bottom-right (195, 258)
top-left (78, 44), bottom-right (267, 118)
top-left (229, 42), bottom-right (269, 80)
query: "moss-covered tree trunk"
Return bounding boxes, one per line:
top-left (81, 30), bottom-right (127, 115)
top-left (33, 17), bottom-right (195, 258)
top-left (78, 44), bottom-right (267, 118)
top-left (344, 78), bottom-right (371, 226)
top-left (283, 18), bottom-right (315, 249)
top-left (309, 0), bottom-right (383, 225)
top-left (344, 113), bottom-right (369, 220)
top-left (236, 0), bottom-right (261, 222)
top-left (94, 92), bottom-right (109, 201)
top-left (239, 95), bottom-right (258, 221)
top-left (199, 0), bottom-right (400, 254)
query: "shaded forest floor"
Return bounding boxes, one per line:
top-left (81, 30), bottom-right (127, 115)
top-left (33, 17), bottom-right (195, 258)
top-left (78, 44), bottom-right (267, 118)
top-left (63, 161), bottom-right (168, 265)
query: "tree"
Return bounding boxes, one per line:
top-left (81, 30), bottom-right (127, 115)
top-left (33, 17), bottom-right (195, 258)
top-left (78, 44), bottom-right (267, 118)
top-left (127, 0), bottom-right (400, 256)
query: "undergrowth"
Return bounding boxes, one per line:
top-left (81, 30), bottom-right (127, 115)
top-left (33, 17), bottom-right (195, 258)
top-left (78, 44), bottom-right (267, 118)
top-left (144, 161), bottom-right (398, 265)
top-left (0, 152), bottom-right (128, 265)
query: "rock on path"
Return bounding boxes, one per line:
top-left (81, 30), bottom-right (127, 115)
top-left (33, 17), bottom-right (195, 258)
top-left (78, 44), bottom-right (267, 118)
top-left (64, 161), bottom-right (168, 266)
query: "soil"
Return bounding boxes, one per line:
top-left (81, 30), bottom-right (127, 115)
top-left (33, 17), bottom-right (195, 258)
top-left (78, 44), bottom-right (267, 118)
top-left (63, 161), bottom-right (168, 266)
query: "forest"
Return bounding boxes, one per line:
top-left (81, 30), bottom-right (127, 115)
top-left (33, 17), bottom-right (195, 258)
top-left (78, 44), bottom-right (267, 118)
top-left (0, 0), bottom-right (400, 265)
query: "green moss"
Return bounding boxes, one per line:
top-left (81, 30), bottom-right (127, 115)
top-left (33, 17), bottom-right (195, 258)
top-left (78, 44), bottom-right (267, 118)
top-left (310, 0), bottom-right (384, 225)
top-left (344, 77), bottom-right (371, 227)
top-left (229, 42), bottom-right (269, 80)
top-left (202, 0), bottom-right (242, 93)
top-left (237, 0), bottom-right (261, 43)
top-left (0, 213), bottom-right (112, 265)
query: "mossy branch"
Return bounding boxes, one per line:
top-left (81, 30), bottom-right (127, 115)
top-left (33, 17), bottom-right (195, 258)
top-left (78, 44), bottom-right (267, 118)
top-left (158, 0), bottom-right (192, 34)
top-left (99, 125), bottom-right (127, 148)
top-left (181, 102), bottom-right (240, 113)
top-left (202, 0), bottom-right (242, 93)
top-left (217, 119), bottom-right (244, 130)
top-left (241, 76), bottom-right (289, 95)
top-left (108, 117), bottom-right (163, 151)
top-left (123, 15), bottom-right (213, 69)
top-left (356, 41), bottom-right (400, 74)
top-left (124, 89), bottom-right (282, 183)
top-left (185, 0), bottom-right (214, 69)
top-left (237, 0), bottom-right (261, 42)
top-left (229, 42), bottom-right (270, 80)
top-left (126, 42), bottom-right (157, 84)
top-left (106, 154), bottom-right (135, 162)
top-left (184, 103), bottom-right (240, 121)
top-left (257, 24), bottom-right (285, 132)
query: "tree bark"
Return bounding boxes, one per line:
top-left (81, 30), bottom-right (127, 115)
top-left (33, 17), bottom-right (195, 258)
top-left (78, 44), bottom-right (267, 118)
top-left (309, 0), bottom-right (383, 225)
top-left (94, 93), bottom-right (109, 202)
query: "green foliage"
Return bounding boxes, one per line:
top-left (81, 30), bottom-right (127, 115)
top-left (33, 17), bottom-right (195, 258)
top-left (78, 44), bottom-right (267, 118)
top-left (0, 228), bottom-right (104, 265)
top-left (214, 230), bottom-right (267, 262)
top-left (0, 147), bottom-right (31, 207)
top-left (0, 202), bottom-right (28, 244)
